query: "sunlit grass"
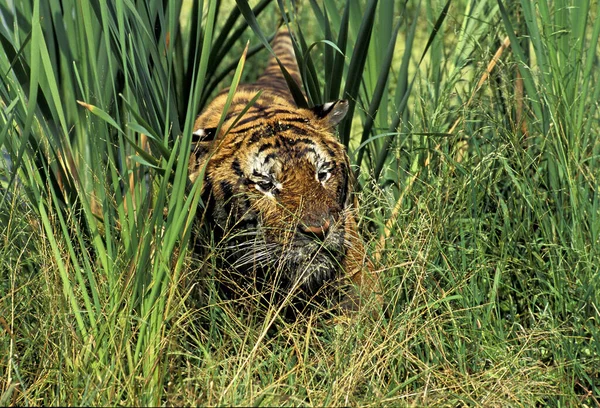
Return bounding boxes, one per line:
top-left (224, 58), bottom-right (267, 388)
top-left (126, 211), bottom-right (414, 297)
top-left (1, 0), bottom-right (599, 405)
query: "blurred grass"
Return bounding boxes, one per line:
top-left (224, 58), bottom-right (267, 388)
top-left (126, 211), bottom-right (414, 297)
top-left (1, 0), bottom-right (599, 405)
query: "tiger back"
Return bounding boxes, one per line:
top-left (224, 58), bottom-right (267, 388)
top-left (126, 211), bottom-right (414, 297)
top-left (189, 27), bottom-right (380, 313)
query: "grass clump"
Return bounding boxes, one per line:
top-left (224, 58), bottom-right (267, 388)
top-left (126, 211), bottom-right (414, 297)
top-left (1, 0), bottom-right (599, 405)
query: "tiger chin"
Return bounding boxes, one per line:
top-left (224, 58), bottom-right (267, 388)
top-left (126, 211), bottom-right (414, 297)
top-left (189, 28), bottom-right (380, 317)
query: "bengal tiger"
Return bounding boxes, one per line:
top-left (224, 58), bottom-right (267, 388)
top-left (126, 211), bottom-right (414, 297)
top-left (189, 27), bottom-right (380, 315)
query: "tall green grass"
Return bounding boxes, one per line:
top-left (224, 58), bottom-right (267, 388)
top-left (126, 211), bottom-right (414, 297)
top-left (1, 0), bottom-right (599, 405)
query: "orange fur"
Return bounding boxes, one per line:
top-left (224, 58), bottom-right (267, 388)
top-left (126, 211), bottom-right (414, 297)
top-left (189, 28), bottom-right (380, 312)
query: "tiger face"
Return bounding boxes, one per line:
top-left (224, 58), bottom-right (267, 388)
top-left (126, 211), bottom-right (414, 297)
top-left (189, 92), bottom-right (356, 301)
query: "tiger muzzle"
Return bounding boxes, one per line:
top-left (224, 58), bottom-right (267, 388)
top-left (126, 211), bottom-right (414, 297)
top-left (299, 218), bottom-right (331, 239)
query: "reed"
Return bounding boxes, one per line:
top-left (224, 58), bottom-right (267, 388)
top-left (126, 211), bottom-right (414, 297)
top-left (0, 0), bottom-right (598, 404)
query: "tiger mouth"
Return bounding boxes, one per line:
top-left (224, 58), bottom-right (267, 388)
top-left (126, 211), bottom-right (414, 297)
top-left (279, 242), bottom-right (345, 294)
top-left (226, 231), bottom-right (344, 268)
top-left (220, 227), bottom-right (346, 295)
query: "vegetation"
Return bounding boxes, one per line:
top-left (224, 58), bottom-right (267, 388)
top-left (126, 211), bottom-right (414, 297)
top-left (1, 0), bottom-right (599, 405)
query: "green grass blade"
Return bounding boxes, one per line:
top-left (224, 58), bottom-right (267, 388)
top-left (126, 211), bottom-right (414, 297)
top-left (326, 1), bottom-right (349, 101)
top-left (354, 18), bottom-right (401, 173)
top-left (497, 0), bottom-right (546, 131)
top-left (339, 0), bottom-right (378, 147)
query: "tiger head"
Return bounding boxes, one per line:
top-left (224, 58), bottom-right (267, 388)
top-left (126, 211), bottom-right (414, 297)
top-left (189, 92), bottom-right (354, 300)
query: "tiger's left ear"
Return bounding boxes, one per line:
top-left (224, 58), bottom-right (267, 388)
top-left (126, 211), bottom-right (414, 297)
top-left (312, 100), bottom-right (349, 127)
top-left (189, 127), bottom-right (217, 182)
top-left (191, 127), bottom-right (217, 159)
top-left (192, 127), bottom-right (217, 143)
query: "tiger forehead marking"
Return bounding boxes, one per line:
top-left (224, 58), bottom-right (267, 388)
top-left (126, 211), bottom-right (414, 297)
top-left (246, 135), bottom-right (334, 179)
top-left (189, 27), bottom-right (379, 312)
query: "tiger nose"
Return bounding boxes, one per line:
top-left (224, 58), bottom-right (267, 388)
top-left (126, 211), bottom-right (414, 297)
top-left (299, 219), bottom-right (331, 238)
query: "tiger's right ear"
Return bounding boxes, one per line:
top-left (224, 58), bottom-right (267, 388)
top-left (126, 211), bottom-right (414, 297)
top-left (312, 100), bottom-right (349, 127)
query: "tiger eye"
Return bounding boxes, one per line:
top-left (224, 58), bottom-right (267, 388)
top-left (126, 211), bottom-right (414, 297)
top-left (256, 179), bottom-right (275, 193)
top-left (318, 170), bottom-right (331, 183)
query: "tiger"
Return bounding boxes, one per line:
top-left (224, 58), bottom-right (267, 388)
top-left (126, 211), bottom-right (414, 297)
top-left (189, 27), bottom-right (380, 315)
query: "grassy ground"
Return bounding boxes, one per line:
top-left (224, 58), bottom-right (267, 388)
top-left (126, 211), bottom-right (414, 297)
top-left (1, 0), bottom-right (599, 405)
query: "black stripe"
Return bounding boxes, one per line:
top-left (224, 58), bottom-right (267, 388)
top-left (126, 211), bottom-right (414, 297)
top-left (321, 141), bottom-right (337, 159)
top-left (236, 114), bottom-right (264, 126)
top-left (232, 124), bottom-right (311, 143)
top-left (232, 139), bottom-right (244, 150)
top-left (230, 124), bottom-right (260, 135)
top-left (192, 143), bottom-right (209, 158)
top-left (280, 117), bottom-right (310, 124)
top-left (258, 143), bottom-right (274, 152)
top-left (265, 124), bottom-right (275, 136)
top-left (250, 131), bottom-right (262, 144)
top-left (338, 163), bottom-right (349, 206)
top-left (220, 180), bottom-right (235, 214)
top-left (278, 57), bottom-right (296, 64)
top-left (224, 111), bottom-right (238, 121)
top-left (264, 153), bottom-right (277, 162)
top-left (264, 108), bottom-right (294, 116)
top-left (282, 136), bottom-right (315, 146)
top-left (295, 147), bottom-right (316, 157)
top-left (274, 123), bottom-right (290, 132)
top-left (236, 217), bottom-right (257, 230)
top-left (284, 124), bottom-right (309, 136)
top-left (231, 159), bottom-right (244, 177)
top-left (202, 179), bottom-right (215, 216)
top-left (252, 103), bottom-right (267, 113)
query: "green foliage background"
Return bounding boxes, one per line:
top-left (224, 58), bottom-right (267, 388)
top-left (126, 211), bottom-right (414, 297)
top-left (1, 0), bottom-right (599, 405)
